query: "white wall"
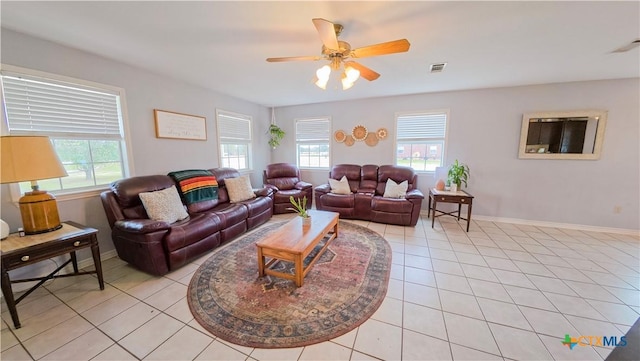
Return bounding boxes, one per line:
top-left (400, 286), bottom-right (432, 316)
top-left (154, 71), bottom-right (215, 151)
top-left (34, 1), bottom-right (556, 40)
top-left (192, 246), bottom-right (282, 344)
top-left (272, 79), bottom-right (640, 231)
top-left (0, 30), bottom-right (272, 265)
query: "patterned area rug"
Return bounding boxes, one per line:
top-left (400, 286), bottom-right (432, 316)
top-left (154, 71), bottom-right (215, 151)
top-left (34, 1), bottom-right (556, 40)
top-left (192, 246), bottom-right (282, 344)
top-left (188, 221), bottom-right (391, 348)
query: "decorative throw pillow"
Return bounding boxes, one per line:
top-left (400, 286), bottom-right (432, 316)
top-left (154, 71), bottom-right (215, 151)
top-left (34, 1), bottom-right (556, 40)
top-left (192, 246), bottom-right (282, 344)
top-left (225, 176), bottom-right (256, 203)
top-left (383, 178), bottom-right (408, 198)
top-left (329, 175), bottom-right (351, 195)
top-left (139, 185), bottom-right (189, 223)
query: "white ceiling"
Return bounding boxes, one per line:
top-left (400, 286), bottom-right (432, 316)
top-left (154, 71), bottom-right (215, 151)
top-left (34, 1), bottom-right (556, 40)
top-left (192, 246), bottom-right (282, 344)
top-left (2, 1), bottom-right (639, 107)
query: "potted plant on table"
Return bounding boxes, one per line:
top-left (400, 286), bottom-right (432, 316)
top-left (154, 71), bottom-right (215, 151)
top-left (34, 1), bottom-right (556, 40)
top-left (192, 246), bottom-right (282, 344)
top-left (288, 196), bottom-right (311, 226)
top-left (447, 159), bottom-right (470, 192)
top-left (268, 124), bottom-right (285, 149)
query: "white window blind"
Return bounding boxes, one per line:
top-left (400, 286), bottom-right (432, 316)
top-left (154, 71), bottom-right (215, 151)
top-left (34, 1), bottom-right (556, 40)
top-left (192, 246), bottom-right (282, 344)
top-left (296, 118), bottom-right (330, 141)
top-left (2, 75), bottom-right (122, 139)
top-left (217, 110), bottom-right (252, 141)
top-left (396, 113), bottom-right (447, 140)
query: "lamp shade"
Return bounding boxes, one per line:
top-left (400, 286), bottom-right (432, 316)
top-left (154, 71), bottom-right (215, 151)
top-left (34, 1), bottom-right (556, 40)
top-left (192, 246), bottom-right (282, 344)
top-left (1, 136), bottom-right (68, 184)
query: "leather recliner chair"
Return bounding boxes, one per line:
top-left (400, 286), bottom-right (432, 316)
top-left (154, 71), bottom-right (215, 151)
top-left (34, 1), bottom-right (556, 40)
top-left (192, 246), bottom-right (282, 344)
top-left (263, 163), bottom-right (313, 214)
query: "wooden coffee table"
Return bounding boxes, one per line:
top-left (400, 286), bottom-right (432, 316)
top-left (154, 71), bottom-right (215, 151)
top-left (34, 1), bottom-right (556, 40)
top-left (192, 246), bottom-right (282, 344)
top-left (256, 210), bottom-right (339, 287)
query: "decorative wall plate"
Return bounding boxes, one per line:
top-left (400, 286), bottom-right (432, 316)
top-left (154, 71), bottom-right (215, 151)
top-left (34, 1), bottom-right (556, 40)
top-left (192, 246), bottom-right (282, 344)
top-left (334, 130), bottom-right (346, 143)
top-left (365, 132), bottom-right (379, 147)
top-left (344, 135), bottom-right (355, 146)
top-left (352, 125), bottom-right (368, 141)
top-left (376, 128), bottom-right (388, 140)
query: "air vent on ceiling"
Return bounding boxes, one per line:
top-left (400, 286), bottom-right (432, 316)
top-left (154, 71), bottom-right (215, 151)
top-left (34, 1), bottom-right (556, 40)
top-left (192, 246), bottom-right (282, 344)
top-left (430, 62), bottom-right (447, 73)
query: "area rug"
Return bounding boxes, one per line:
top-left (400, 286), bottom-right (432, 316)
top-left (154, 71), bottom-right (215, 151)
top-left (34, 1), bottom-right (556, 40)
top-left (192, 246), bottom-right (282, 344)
top-left (188, 220), bottom-right (391, 348)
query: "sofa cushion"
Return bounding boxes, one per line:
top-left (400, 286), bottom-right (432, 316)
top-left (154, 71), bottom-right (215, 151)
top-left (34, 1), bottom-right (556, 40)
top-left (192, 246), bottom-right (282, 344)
top-left (139, 186), bottom-right (189, 223)
top-left (209, 203), bottom-right (249, 228)
top-left (225, 176), bottom-right (256, 203)
top-left (320, 193), bottom-right (355, 208)
top-left (371, 196), bottom-right (415, 213)
top-left (329, 176), bottom-right (351, 194)
top-left (164, 213), bottom-right (221, 252)
top-left (383, 178), bottom-right (408, 198)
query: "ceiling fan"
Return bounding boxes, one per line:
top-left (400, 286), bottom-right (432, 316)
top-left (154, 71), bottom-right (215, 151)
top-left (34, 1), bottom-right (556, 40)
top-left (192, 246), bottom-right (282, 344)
top-left (266, 18), bottom-right (410, 90)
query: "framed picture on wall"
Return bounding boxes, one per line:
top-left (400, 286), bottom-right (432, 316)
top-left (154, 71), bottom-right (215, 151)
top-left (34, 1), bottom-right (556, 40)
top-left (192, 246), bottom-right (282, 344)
top-left (154, 109), bottom-right (207, 140)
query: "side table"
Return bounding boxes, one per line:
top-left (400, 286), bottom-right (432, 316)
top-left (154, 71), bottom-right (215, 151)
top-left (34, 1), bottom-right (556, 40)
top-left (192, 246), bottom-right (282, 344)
top-left (428, 188), bottom-right (474, 232)
top-left (0, 221), bottom-right (104, 329)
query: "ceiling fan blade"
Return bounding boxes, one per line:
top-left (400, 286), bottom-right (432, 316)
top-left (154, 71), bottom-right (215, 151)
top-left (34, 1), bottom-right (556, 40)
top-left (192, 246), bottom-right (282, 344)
top-left (266, 56), bottom-right (322, 62)
top-left (351, 39), bottom-right (410, 58)
top-left (345, 61), bottom-right (380, 81)
top-left (312, 18), bottom-right (339, 50)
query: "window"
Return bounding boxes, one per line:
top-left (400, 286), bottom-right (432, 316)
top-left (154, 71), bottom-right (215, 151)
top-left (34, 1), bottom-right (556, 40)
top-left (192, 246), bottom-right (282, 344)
top-left (395, 111), bottom-right (448, 172)
top-left (1, 66), bottom-right (131, 195)
top-left (216, 110), bottom-right (252, 170)
top-left (295, 117), bottom-right (330, 169)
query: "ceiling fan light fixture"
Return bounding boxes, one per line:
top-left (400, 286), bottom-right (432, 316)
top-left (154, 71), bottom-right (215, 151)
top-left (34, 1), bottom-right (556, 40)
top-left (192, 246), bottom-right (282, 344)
top-left (341, 66), bottom-right (360, 90)
top-left (344, 66), bottom-right (360, 82)
top-left (341, 74), bottom-right (355, 90)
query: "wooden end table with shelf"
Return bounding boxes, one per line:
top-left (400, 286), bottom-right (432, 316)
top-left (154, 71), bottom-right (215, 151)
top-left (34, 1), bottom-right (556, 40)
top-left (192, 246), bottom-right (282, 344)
top-left (428, 188), bottom-right (474, 232)
top-left (0, 221), bottom-right (104, 329)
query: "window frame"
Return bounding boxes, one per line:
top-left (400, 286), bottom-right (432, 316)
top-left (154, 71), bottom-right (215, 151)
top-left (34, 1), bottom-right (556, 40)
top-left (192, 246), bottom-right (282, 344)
top-left (394, 109), bottom-right (449, 174)
top-left (1, 64), bottom-right (134, 201)
top-left (215, 109), bottom-right (253, 171)
top-left (295, 116), bottom-right (331, 170)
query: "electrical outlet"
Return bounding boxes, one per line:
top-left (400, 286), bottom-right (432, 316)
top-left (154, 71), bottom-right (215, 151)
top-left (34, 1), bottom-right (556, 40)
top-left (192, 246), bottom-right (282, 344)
top-left (613, 206), bottom-right (622, 214)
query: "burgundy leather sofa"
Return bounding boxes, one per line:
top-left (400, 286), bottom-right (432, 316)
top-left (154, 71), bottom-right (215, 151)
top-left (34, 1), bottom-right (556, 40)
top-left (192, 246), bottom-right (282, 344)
top-left (100, 168), bottom-right (273, 275)
top-left (263, 163), bottom-right (313, 214)
top-left (314, 164), bottom-right (424, 226)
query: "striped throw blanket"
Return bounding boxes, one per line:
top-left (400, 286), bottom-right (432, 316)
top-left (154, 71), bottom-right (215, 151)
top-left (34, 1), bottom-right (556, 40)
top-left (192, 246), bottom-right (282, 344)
top-left (168, 169), bottom-right (218, 205)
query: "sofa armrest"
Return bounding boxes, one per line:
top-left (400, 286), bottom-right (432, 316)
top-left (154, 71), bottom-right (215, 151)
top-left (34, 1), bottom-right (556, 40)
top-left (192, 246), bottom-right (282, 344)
top-left (254, 187), bottom-right (274, 197)
top-left (314, 184), bottom-right (331, 194)
top-left (406, 189), bottom-right (425, 199)
top-left (264, 184), bottom-right (279, 192)
top-left (114, 219), bottom-right (171, 233)
top-left (295, 181), bottom-right (313, 190)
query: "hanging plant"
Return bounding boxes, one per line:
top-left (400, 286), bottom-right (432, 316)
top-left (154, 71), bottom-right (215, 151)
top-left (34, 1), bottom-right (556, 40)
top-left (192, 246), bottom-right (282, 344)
top-left (268, 124), bottom-right (285, 149)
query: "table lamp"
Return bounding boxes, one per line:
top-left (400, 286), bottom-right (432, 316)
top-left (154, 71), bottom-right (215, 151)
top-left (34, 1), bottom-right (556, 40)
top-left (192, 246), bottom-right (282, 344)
top-left (1, 136), bottom-right (68, 235)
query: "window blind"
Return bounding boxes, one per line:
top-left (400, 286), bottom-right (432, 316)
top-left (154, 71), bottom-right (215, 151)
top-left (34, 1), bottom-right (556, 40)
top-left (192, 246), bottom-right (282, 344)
top-left (396, 113), bottom-right (447, 140)
top-left (296, 118), bottom-right (330, 141)
top-left (2, 75), bottom-right (122, 138)
top-left (217, 111), bottom-right (252, 141)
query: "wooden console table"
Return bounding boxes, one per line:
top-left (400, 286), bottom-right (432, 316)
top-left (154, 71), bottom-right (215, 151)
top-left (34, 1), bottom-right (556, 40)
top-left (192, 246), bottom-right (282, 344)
top-left (428, 189), bottom-right (474, 232)
top-left (0, 221), bottom-right (104, 329)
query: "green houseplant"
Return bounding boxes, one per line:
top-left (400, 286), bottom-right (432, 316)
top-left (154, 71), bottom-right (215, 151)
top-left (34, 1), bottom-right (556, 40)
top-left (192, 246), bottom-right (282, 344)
top-left (268, 124), bottom-right (285, 149)
top-left (447, 159), bottom-right (470, 192)
top-left (288, 196), bottom-right (309, 218)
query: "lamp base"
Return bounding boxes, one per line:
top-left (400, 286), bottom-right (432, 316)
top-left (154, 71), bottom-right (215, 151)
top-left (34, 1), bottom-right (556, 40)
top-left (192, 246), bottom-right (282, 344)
top-left (19, 190), bottom-right (62, 235)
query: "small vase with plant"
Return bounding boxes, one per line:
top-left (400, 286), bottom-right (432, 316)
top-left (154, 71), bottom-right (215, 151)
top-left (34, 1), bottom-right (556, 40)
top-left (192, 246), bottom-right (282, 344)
top-left (268, 124), bottom-right (285, 149)
top-left (288, 196), bottom-right (311, 226)
top-left (447, 159), bottom-right (470, 192)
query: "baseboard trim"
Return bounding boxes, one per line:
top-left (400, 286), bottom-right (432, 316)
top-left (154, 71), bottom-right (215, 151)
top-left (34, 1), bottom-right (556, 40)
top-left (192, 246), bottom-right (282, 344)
top-left (76, 248), bottom-right (119, 270)
top-left (419, 210), bottom-right (639, 236)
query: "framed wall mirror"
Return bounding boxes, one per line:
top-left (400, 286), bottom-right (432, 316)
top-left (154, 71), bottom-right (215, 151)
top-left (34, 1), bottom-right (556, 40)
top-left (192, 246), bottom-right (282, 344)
top-left (518, 109), bottom-right (607, 160)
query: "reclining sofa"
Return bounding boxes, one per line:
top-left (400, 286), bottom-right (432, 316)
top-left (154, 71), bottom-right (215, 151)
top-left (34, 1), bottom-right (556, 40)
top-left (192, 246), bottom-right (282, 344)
top-left (101, 168), bottom-right (273, 275)
top-left (314, 164), bottom-right (424, 226)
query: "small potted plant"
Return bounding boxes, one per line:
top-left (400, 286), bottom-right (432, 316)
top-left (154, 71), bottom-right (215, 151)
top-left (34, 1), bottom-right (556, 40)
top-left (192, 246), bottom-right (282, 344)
top-left (268, 124), bottom-right (285, 149)
top-left (447, 159), bottom-right (470, 192)
top-left (288, 196), bottom-right (311, 226)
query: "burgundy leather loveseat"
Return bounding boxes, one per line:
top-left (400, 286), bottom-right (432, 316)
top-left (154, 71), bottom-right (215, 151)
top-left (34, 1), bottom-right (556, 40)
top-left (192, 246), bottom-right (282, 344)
top-left (101, 168), bottom-right (273, 275)
top-left (263, 163), bottom-right (313, 214)
top-left (314, 164), bottom-right (424, 226)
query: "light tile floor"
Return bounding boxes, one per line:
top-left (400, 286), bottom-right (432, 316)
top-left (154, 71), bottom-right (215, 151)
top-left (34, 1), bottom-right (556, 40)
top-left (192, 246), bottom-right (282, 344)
top-left (1, 214), bottom-right (639, 360)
